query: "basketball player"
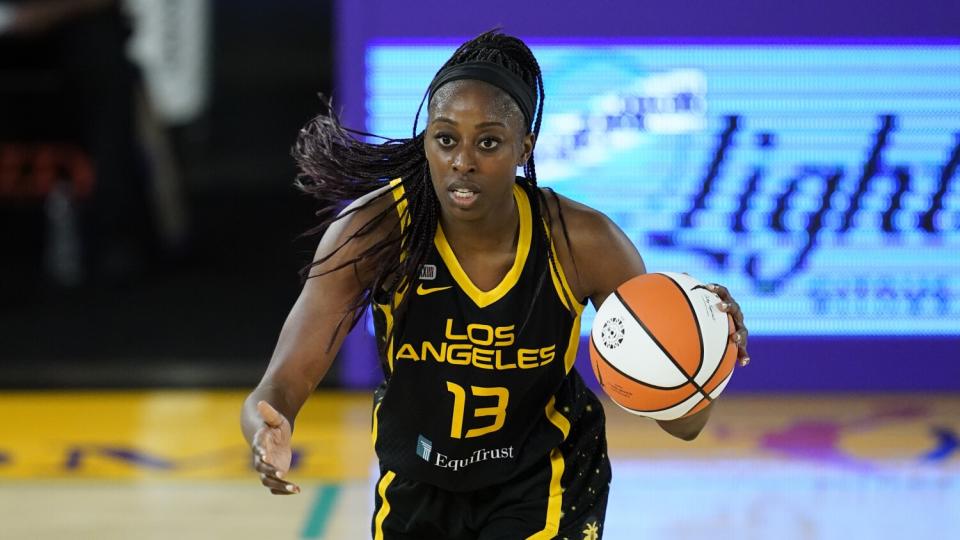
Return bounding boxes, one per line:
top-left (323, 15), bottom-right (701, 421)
top-left (241, 30), bottom-right (750, 539)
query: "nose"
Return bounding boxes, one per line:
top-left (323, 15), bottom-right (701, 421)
top-left (451, 146), bottom-right (476, 173)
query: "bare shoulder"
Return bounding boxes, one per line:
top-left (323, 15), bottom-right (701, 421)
top-left (539, 188), bottom-right (646, 306)
top-left (539, 188), bottom-right (624, 266)
top-left (540, 189), bottom-right (613, 239)
top-left (307, 182), bottom-right (400, 283)
top-left (339, 182), bottom-right (400, 230)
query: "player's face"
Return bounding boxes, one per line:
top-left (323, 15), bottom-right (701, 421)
top-left (425, 80), bottom-right (534, 221)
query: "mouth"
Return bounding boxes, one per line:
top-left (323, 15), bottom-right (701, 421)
top-left (447, 182), bottom-right (481, 209)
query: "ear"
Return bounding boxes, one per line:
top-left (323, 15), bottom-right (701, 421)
top-left (519, 132), bottom-right (536, 165)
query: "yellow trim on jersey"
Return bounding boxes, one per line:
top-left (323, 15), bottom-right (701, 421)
top-left (389, 178), bottom-right (410, 290)
top-left (371, 401), bottom-right (382, 446)
top-left (543, 218), bottom-right (586, 315)
top-left (542, 211), bottom-right (585, 373)
top-left (434, 183), bottom-right (532, 308)
top-left (387, 177), bottom-right (410, 233)
top-left (529, 397), bottom-right (570, 539)
top-left (548, 266), bottom-right (571, 312)
top-left (374, 470), bottom-right (397, 540)
top-left (377, 178), bottom-right (410, 373)
top-left (544, 395), bottom-right (571, 439)
top-left (377, 303), bottom-right (396, 373)
top-left (563, 310), bottom-right (583, 374)
top-left (527, 447), bottom-right (565, 539)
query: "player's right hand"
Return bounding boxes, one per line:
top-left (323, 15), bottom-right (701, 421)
top-left (252, 400), bottom-right (300, 495)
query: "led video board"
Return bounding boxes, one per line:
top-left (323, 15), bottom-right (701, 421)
top-left (366, 43), bottom-right (960, 337)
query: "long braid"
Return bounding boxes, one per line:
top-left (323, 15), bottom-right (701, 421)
top-left (294, 30), bottom-right (578, 355)
top-left (519, 42), bottom-right (581, 316)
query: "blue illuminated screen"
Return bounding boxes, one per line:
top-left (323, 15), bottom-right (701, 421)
top-left (366, 43), bottom-right (960, 336)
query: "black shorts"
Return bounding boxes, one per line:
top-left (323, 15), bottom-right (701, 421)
top-left (370, 406), bottom-right (611, 539)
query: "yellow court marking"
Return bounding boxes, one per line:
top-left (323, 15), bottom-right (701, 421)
top-left (1, 391), bottom-right (957, 540)
top-left (0, 390), bottom-right (375, 480)
top-left (1, 391), bottom-right (957, 483)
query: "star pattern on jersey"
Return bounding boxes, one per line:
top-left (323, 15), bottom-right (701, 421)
top-left (582, 520), bottom-right (600, 540)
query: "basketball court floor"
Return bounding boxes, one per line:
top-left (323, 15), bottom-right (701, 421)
top-left (1, 391), bottom-right (957, 539)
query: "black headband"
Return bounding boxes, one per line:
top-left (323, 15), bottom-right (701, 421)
top-left (427, 61), bottom-right (537, 130)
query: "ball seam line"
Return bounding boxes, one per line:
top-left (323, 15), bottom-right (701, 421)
top-left (612, 288), bottom-right (711, 402)
top-left (658, 274), bottom-right (712, 402)
top-left (590, 332), bottom-right (694, 391)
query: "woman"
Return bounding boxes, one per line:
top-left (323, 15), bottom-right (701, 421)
top-left (241, 30), bottom-right (750, 539)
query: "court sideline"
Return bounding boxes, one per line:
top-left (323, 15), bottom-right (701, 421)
top-left (1, 391), bottom-right (957, 539)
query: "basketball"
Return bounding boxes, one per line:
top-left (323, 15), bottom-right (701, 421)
top-left (589, 272), bottom-right (738, 420)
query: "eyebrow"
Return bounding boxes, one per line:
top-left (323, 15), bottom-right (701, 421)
top-left (432, 117), bottom-right (508, 129)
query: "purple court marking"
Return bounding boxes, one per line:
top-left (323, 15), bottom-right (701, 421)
top-left (99, 447), bottom-right (175, 469)
top-left (64, 448), bottom-right (81, 470)
top-left (923, 428), bottom-right (959, 462)
top-left (64, 446), bottom-right (175, 471)
top-left (757, 406), bottom-right (929, 469)
top-left (760, 421), bottom-right (868, 469)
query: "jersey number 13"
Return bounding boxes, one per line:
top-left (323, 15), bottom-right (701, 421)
top-left (446, 382), bottom-right (509, 439)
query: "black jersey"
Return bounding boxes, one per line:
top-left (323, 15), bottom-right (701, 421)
top-left (371, 178), bottom-right (591, 492)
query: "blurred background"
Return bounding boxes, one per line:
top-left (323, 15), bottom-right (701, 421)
top-left (1, 0), bottom-right (329, 386)
top-left (0, 0), bottom-right (957, 538)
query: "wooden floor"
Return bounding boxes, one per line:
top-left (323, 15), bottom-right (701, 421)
top-left (1, 391), bottom-right (958, 539)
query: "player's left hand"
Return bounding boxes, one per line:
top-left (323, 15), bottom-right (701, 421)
top-left (706, 283), bottom-right (750, 367)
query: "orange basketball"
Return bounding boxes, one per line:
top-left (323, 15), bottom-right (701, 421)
top-left (589, 272), bottom-right (738, 420)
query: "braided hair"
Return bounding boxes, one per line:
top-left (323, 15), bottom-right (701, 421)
top-left (293, 29), bottom-right (577, 352)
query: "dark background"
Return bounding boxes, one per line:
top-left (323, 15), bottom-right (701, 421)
top-left (1, 0), bottom-right (336, 387)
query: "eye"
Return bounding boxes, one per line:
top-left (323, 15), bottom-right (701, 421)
top-left (435, 134), bottom-right (456, 148)
top-left (478, 138), bottom-right (500, 150)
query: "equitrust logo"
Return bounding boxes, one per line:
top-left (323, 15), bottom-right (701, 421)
top-left (416, 435), bottom-right (432, 461)
top-left (416, 435), bottom-right (515, 472)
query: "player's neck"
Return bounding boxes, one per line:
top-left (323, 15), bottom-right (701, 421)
top-left (439, 198), bottom-right (519, 255)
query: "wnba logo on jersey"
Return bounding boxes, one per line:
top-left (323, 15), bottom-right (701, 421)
top-left (418, 264), bottom-right (437, 281)
top-left (416, 435), bottom-right (432, 461)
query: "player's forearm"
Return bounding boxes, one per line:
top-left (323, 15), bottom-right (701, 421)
top-left (242, 338), bottom-right (333, 445)
top-left (656, 401), bottom-right (713, 441)
top-left (241, 275), bottom-right (358, 447)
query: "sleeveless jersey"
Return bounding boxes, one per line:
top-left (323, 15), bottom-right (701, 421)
top-left (371, 178), bottom-right (591, 492)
